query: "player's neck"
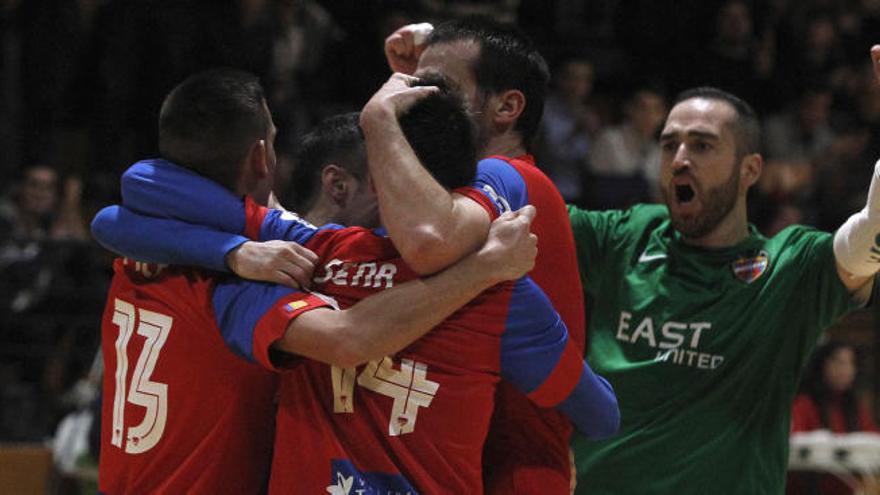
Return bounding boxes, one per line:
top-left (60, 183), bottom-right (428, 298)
top-left (303, 201), bottom-right (338, 226)
top-left (481, 134), bottom-right (526, 159)
top-left (680, 205), bottom-right (751, 249)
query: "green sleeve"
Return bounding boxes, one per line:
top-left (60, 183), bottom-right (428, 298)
top-left (567, 205), bottom-right (625, 295)
top-left (780, 227), bottom-right (863, 346)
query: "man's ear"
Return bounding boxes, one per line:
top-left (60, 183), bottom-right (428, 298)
top-left (247, 139), bottom-right (269, 178)
top-left (740, 153), bottom-right (763, 190)
top-left (321, 164), bottom-right (349, 204)
top-left (490, 89), bottom-right (526, 128)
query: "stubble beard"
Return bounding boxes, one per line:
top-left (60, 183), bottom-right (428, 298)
top-left (666, 162), bottom-right (741, 240)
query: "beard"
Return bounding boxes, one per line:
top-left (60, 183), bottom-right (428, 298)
top-left (665, 162), bottom-right (741, 239)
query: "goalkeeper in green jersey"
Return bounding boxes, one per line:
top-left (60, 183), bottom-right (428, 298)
top-left (569, 46), bottom-right (880, 494)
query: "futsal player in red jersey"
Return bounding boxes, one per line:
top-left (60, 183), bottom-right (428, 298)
top-left (95, 70), bottom-right (548, 495)
top-left (381, 19), bottom-right (587, 493)
top-left (92, 84), bottom-right (619, 493)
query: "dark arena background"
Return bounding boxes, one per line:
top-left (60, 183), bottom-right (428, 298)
top-left (1, 0), bottom-right (880, 493)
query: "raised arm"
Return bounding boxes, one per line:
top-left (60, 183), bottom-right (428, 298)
top-left (500, 278), bottom-right (619, 439)
top-left (384, 22), bottom-right (434, 75)
top-left (832, 45), bottom-right (880, 295)
top-left (360, 73), bottom-right (491, 275)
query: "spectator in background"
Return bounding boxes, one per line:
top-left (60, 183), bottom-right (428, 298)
top-left (792, 341), bottom-right (879, 434)
top-left (585, 87), bottom-right (666, 209)
top-left (0, 164), bottom-right (94, 442)
top-left (753, 86), bottom-right (836, 234)
top-left (694, 0), bottom-right (775, 109)
top-left (776, 11), bottom-right (846, 103)
top-left (813, 115), bottom-right (873, 232)
top-left (537, 56), bottom-right (600, 205)
top-left (764, 85), bottom-right (836, 165)
top-left (789, 341), bottom-right (879, 495)
top-left (0, 164), bottom-right (87, 242)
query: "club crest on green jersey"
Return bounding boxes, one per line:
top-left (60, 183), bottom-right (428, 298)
top-left (731, 250), bottom-right (769, 283)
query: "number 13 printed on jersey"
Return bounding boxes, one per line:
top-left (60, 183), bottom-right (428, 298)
top-left (110, 298), bottom-right (172, 454)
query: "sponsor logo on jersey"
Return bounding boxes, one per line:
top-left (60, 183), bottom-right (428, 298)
top-left (314, 259), bottom-right (398, 289)
top-left (731, 250), bottom-right (769, 284)
top-left (325, 459), bottom-right (418, 495)
top-left (638, 249), bottom-right (667, 263)
top-left (616, 311), bottom-right (724, 370)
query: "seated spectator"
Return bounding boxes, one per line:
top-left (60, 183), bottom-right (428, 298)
top-left (585, 87), bottom-right (665, 209)
top-left (0, 165), bottom-right (94, 441)
top-left (792, 341), bottom-right (878, 434)
top-left (0, 164), bottom-right (87, 242)
top-left (763, 86), bottom-right (836, 165)
top-left (753, 86), bottom-right (836, 234)
top-left (537, 55), bottom-right (600, 205)
top-left (788, 341), bottom-right (879, 495)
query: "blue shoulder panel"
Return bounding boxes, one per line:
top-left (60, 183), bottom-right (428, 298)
top-left (469, 157), bottom-right (529, 215)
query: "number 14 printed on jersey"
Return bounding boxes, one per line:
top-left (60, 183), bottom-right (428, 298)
top-left (332, 357), bottom-right (439, 436)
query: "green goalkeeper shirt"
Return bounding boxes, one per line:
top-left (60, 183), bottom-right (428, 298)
top-left (569, 204), bottom-right (861, 495)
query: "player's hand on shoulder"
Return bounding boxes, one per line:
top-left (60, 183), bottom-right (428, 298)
top-left (226, 240), bottom-right (318, 289)
top-left (475, 205), bottom-right (538, 283)
top-left (384, 22), bottom-right (433, 74)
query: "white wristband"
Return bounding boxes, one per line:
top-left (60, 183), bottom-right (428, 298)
top-left (833, 159), bottom-right (880, 277)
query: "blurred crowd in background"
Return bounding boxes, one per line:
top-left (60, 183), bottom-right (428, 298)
top-left (1, 0), bottom-right (879, 449)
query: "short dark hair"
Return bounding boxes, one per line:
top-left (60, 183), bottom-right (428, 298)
top-left (402, 76), bottom-right (477, 190)
top-left (427, 19), bottom-right (550, 149)
top-left (289, 112), bottom-right (365, 212)
top-left (673, 86), bottom-right (760, 157)
top-left (158, 69), bottom-right (270, 190)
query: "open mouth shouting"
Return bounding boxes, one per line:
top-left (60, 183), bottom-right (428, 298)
top-left (668, 177), bottom-right (701, 217)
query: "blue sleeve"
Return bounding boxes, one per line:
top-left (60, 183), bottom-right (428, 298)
top-left (212, 279), bottom-right (301, 363)
top-left (91, 205), bottom-right (247, 272)
top-left (500, 277), bottom-right (620, 439)
top-left (121, 159), bottom-right (247, 233)
top-left (211, 278), bottom-right (330, 369)
top-left (468, 158), bottom-right (530, 215)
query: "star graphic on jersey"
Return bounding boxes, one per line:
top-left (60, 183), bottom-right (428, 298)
top-left (325, 473), bottom-right (354, 495)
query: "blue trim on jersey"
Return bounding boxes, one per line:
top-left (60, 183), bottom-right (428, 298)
top-left (122, 159), bottom-right (247, 233)
top-left (91, 205), bottom-right (247, 271)
top-left (556, 369), bottom-right (620, 439)
top-left (212, 278), bottom-right (301, 363)
top-left (469, 158), bottom-right (530, 215)
top-left (257, 209), bottom-right (343, 244)
top-left (498, 277), bottom-right (567, 393)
